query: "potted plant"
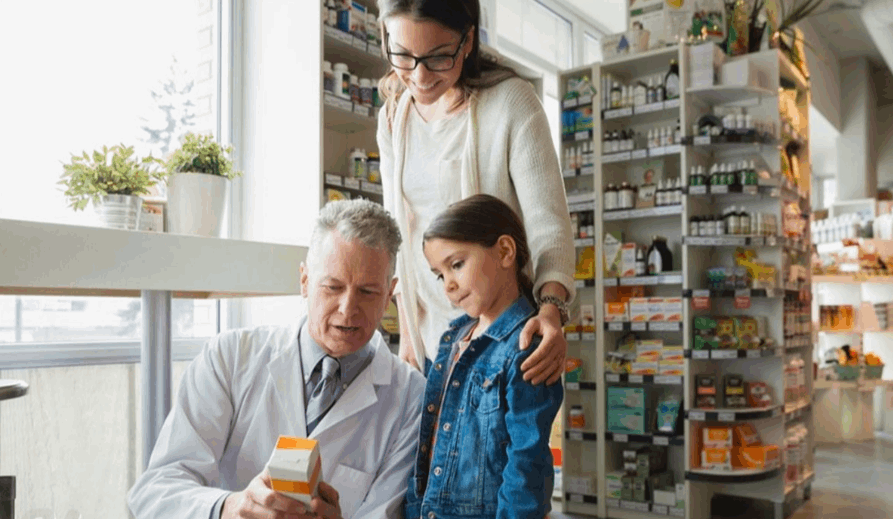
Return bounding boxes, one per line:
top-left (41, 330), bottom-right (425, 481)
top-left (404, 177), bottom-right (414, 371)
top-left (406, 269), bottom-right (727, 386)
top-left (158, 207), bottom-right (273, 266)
top-left (157, 132), bottom-right (241, 238)
top-left (59, 144), bottom-right (161, 230)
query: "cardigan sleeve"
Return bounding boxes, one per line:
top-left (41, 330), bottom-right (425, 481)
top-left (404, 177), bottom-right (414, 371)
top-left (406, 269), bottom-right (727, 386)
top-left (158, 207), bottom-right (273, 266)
top-left (502, 81), bottom-right (577, 305)
top-left (376, 108), bottom-right (404, 296)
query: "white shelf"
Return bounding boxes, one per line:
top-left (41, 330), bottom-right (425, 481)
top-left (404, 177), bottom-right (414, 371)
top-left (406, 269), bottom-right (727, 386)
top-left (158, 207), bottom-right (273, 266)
top-left (603, 204), bottom-right (682, 221)
top-left (686, 85), bottom-right (777, 106)
top-left (323, 94), bottom-right (377, 134)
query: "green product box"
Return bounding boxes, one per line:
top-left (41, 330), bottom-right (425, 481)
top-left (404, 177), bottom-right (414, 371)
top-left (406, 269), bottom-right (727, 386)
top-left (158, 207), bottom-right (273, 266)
top-left (636, 448), bottom-right (668, 477)
top-left (692, 316), bottom-right (719, 350)
top-left (633, 476), bottom-right (649, 502)
top-left (608, 386), bottom-right (647, 411)
top-left (648, 471), bottom-right (675, 494)
top-left (608, 408), bottom-right (647, 435)
top-left (621, 476), bottom-right (635, 501)
top-left (606, 471), bottom-right (624, 499)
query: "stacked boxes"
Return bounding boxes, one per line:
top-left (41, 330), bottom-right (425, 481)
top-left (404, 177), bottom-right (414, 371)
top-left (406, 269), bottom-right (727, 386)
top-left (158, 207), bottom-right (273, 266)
top-left (699, 423), bottom-right (780, 471)
top-left (613, 297), bottom-right (683, 323)
top-left (608, 386), bottom-right (647, 435)
top-left (565, 475), bottom-right (596, 495)
top-left (660, 345), bottom-right (684, 375)
top-left (687, 42), bottom-right (725, 88)
top-left (620, 446), bottom-right (672, 503)
top-left (692, 315), bottom-right (769, 350)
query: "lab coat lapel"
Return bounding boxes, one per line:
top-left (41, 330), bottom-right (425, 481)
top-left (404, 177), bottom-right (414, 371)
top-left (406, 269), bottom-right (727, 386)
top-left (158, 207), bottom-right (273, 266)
top-left (266, 325), bottom-right (308, 437)
top-left (311, 334), bottom-right (393, 437)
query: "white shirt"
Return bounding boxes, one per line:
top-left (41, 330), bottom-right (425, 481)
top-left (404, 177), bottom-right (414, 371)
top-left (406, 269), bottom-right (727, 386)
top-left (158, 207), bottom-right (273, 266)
top-left (402, 104), bottom-right (469, 360)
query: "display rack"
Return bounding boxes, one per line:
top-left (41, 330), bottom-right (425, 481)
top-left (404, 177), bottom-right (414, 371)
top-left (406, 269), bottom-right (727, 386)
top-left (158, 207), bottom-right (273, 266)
top-left (557, 47), bottom-right (812, 519)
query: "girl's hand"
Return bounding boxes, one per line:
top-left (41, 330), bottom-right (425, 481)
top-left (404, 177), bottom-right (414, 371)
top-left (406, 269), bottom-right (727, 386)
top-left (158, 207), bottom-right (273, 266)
top-left (519, 304), bottom-right (566, 385)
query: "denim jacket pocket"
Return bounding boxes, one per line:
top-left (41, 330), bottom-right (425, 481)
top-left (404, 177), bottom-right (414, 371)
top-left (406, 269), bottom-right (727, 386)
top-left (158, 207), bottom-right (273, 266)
top-left (470, 370), bottom-right (502, 414)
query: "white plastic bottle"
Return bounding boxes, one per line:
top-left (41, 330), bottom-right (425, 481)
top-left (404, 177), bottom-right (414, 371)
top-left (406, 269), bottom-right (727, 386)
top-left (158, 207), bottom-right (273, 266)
top-left (333, 63), bottom-right (350, 99)
top-left (349, 148), bottom-right (367, 179)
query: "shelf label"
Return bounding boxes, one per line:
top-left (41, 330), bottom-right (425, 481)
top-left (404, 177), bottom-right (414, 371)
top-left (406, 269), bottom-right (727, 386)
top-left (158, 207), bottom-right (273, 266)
top-left (608, 322), bottom-right (624, 331)
top-left (604, 107), bottom-right (633, 119)
top-left (575, 280), bottom-right (586, 289)
top-left (570, 494), bottom-right (584, 503)
top-left (363, 182), bottom-right (383, 194)
top-left (566, 382), bottom-right (580, 391)
top-left (713, 350), bottom-right (738, 360)
top-left (614, 433), bottom-right (629, 443)
top-left (689, 411), bottom-right (706, 421)
top-left (746, 349), bottom-right (762, 359)
top-left (711, 185), bottom-right (729, 194)
top-left (603, 151), bottom-right (631, 163)
top-left (603, 277), bottom-right (618, 286)
top-left (575, 131), bottom-right (590, 141)
top-left (582, 332), bottom-right (596, 341)
top-left (670, 507), bottom-right (685, 517)
top-left (654, 435), bottom-right (669, 446)
top-left (694, 136), bottom-right (711, 145)
top-left (693, 350), bottom-right (710, 359)
top-left (650, 146), bottom-right (666, 157)
top-left (562, 168), bottom-right (576, 178)
top-left (629, 375), bottom-right (644, 384)
top-left (352, 37), bottom-right (367, 50)
top-left (353, 104), bottom-right (371, 116)
top-left (718, 412), bottom-right (736, 422)
top-left (324, 173), bottom-right (343, 185)
top-left (581, 165), bottom-right (595, 176)
top-left (569, 431), bottom-right (583, 441)
top-left (655, 376), bottom-right (682, 385)
top-left (323, 25), bottom-right (340, 40)
top-left (665, 98), bottom-right (681, 109)
top-left (621, 501), bottom-right (638, 511)
top-left (566, 332), bottom-right (581, 341)
top-left (631, 322), bottom-right (647, 331)
top-left (734, 290), bottom-right (752, 310)
top-left (653, 505), bottom-right (669, 516)
top-left (579, 94), bottom-right (593, 105)
top-left (632, 149), bottom-right (649, 160)
top-left (660, 274), bottom-right (683, 285)
top-left (344, 178), bottom-right (361, 190)
top-left (692, 296), bottom-right (711, 311)
top-left (606, 374), bottom-right (621, 383)
top-left (664, 144), bottom-right (682, 155)
top-left (651, 322), bottom-right (680, 332)
top-left (562, 99), bottom-right (578, 109)
top-left (689, 185), bottom-right (708, 195)
top-left (634, 102), bottom-right (663, 114)
top-left (606, 499), bottom-right (621, 509)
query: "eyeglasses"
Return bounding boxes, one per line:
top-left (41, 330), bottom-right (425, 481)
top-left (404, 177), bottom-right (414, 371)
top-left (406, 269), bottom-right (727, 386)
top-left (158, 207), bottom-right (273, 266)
top-left (385, 33), bottom-right (467, 72)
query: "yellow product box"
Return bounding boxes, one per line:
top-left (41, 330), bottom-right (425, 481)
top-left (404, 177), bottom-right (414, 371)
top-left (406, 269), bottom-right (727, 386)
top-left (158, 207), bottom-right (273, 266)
top-left (660, 346), bottom-right (685, 360)
top-left (734, 445), bottom-right (779, 469)
top-left (630, 298), bottom-right (650, 322)
top-left (636, 353), bottom-right (662, 364)
top-left (636, 339), bottom-right (664, 356)
top-left (663, 297), bottom-right (683, 322)
top-left (659, 358), bottom-right (685, 368)
top-left (621, 243), bottom-right (638, 277)
top-left (703, 426), bottom-right (733, 448)
top-left (605, 302), bottom-right (629, 322)
top-left (266, 436), bottom-right (322, 505)
top-left (701, 447), bottom-right (733, 470)
top-left (648, 297), bottom-right (666, 321)
top-left (630, 362), bottom-right (659, 375)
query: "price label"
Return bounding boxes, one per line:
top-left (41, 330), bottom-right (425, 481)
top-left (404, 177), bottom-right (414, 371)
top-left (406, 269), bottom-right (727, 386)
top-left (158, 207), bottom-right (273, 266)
top-left (747, 349), bottom-right (762, 359)
top-left (575, 131), bottom-right (590, 141)
top-left (631, 322), bottom-right (647, 331)
top-left (562, 168), bottom-right (576, 178)
top-left (651, 322), bottom-right (680, 332)
top-left (562, 99), bottom-right (578, 109)
top-left (606, 374), bottom-right (621, 383)
top-left (654, 435), bottom-right (669, 446)
top-left (694, 136), bottom-right (711, 145)
top-left (661, 274), bottom-right (683, 285)
top-left (665, 98), bottom-right (681, 109)
top-left (582, 332), bottom-right (596, 341)
top-left (689, 185), bottom-right (707, 195)
top-left (608, 322), bottom-right (624, 331)
top-left (692, 296), bottom-right (711, 311)
top-left (632, 149), bottom-right (649, 160)
top-left (606, 499), bottom-right (621, 509)
top-left (566, 332), bottom-right (581, 341)
top-left (614, 433), bottom-right (629, 443)
top-left (713, 350), bottom-right (739, 359)
top-left (324, 173), bottom-right (343, 185)
top-left (352, 37), bottom-right (367, 50)
top-left (344, 178), bottom-right (361, 190)
top-left (653, 505), bottom-right (669, 515)
top-left (743, 186), bottom-right (758, 195)
top-left (566, 382), bottom-right (580, 391)
top-left (665, 144), bottom-right (682, 155)
top-left (569, 432), bottom-right (583, 441)
top-left (635, 502), bottom-right (651, 512)
top-left (718, 412), bottom-right (736, 422)
top-left (693, 350), bottom-right (709, 359)
top-left (570, 494), bottom-right (584, 503)
top-left (581, 165), bottom-right (595, 176)
top-left (689, 411), bottom-right (706, 421)
top-left (650, 146), bottom-right (666, 157)
top-left (655, 376), bottom-right (682, 385)
top-left (335, 30), bottom-right (353, 45)
top-left (621, 501), bottom-right (638, 511)
top-left (575, 280), bottom-right (585, 289)
top-left (670, 507), bottom-right (685, 517)
top-left (711, 185), bottom-right (729, 194)
top-left (579, 94), bottom-right (593, 105)
top-left (629, 375), bottom-right (644, 384)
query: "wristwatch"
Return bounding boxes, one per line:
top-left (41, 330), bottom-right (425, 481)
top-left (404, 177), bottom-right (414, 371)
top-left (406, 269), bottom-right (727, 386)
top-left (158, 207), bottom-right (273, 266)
top-left (537, 295), bottom-right (570, 326)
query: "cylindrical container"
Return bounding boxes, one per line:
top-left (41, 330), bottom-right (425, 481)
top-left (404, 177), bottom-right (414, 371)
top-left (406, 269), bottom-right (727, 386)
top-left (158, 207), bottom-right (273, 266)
top-left (359, 78), bottom-right (373, 107)
top-left (568, 406), bottom-right (586, 429)
top-left (372, 84), bottom-right (381, 107)
top-left (167, 173), bottom-right (231, 238)
top-left (95, 194), bottom-right (142, 230)
top-left (366, 152), bottom-right (381, 183)
top-left (333, 63), bottom-right (350, 99)
top-left (366, 12), bottom-right (378, 45)
top-left (349, 148), bottom-right (367, 179)
top-left (349, 74), bottom-right (360, 104)
top-left (323, 61), bottom-right (334, 94)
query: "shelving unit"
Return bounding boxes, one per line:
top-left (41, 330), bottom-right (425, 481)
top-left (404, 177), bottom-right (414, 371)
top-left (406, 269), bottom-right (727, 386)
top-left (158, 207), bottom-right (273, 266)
top-left (557, 47), bottom-right (812, 519)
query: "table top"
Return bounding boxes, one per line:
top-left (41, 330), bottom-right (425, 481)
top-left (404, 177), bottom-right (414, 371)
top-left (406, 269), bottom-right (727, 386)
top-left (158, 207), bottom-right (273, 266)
top-left (0, 380), bottom-right (28, 401)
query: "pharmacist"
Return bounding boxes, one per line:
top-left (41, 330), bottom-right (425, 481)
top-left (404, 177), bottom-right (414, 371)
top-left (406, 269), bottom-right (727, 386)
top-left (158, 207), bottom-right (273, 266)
top-left (377, 0), bottom-right (576, 380)
top-left (127, 200), bottom-right (426, 519)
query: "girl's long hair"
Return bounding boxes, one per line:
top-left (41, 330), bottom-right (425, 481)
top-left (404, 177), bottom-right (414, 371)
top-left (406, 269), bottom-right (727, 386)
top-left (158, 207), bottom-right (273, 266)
top-left (377, 0), bottom-right (518, 124)
top-left (423, 194), bottom-right (534, 303)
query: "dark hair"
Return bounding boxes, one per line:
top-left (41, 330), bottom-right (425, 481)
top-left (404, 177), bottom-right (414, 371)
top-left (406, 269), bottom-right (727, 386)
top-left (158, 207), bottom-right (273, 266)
top-left (423, 194), bottom-right (534, 302)
top-left (377, 0), bottom-right (518, 121)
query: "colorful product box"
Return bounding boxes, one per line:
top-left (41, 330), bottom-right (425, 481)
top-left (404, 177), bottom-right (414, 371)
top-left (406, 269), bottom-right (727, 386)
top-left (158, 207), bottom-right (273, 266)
top-left (621, 243), bottom-right (638, 277)
top-left (608, 386), bottom-right (646, 410)
top-left (608, 408), bottom-right (647, 435)
top-left (636, 339), bottom-right (664, 356)
top-left (701, 447), bottom-right (733, 470)
top-left (606, 471), bottom-right (624, 498)
top-left (703, 427), bottom-right (733, 448)
top-left (734, 445), bottom-right (780, 469)
top-left (630, 297), bottom-right (650, 322)
top-left (664, 297), bottom-right (683, 322)
top-left (648, 297), bottom-right (666, 321)
top-left (660, 346), bottom-right (685, 360)
top-left (733, 423), bottom-right (762, 447)
top-left (631, 362), bottom-right (659, 375)
top-left (266, 436), bottom-right (322, 505)
top-left (604, 232), bottom-right (623, 277)
top-left (605, 302), bottom-right (629, 322)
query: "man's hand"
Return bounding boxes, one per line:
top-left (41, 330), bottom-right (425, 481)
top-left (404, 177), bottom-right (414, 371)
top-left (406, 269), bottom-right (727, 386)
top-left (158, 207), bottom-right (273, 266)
top-left (222, 471), bottom-right (342, 519)
top-left (518, 303), bottom-right (566, 385)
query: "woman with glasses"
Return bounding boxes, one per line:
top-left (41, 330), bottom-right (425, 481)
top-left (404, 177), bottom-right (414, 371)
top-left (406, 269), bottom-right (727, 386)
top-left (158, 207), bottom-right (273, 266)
top-left (376, 0), bottom-right (575, 387)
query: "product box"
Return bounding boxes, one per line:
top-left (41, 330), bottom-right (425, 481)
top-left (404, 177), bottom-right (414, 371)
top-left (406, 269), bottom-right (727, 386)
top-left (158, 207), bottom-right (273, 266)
top-left (692, 316), bottom-right (719, 350)
top-left (565, 358), bottom-right (584, 383)
top-left (637, 448), bottom-right (668, 477)
top-left (653, 488), bottom-right (677, 507)
top-left (266, 436), bottom-right (322, 505)
top-left (658, 366), bottom-right (684, 376)
top-left (648, 297), bottom-right (666, 321)
top-left (688, 42), bottom-right (726, 88)
top-left (664, 297), bottom-right (683, 322)
top-left (566, 475), bottom-right (596, 495)
top-left (580, 304), bottom-right (596, 331)
top-left (746, 381), bottom-right (774, 408)
top-left (608, 408), bottom-right (647, 435)
top-left (621, 475), bottom-right (635, 500)
top-left (636, 339), bottom-right (664, 356)
top-left (703, 426), bottom-right (733, 448)
top-left (676, 483), bottom-right (686, 505)
top-left (723, 374), bottom-right (747, 408)
top-left (734, 445), bottom-right (780, 469)
top-left (720, 57), bottom-right (767, 89)
top-left (701, 447), bottom-right (733, 470)
top-left (621, 243), bottom-right (638, 277)
top-left (648, 471), bottom-right (675, 495)
top-left (733, 423), bottom-right (762, 447)
top-left (605, 302), bottom-right (629, 322)
top-left (695, 374), bottom-right (718, 408)
top-left (636, 351), bottom-right (662, 363)
top-left (631, 362), bottom-right (659, 375)
top-left (606, 471), bottom-right (624, 499)
top-left (661, 346), bottom-right (684, 360)
top-left (633, 476), bottom-right (649, 502)
top-left (630, 297), bottom-right (650, 322)
top-left (604, 231), bottom-right (623, 277)
top-left (608, 386), bottom-right (647, 410)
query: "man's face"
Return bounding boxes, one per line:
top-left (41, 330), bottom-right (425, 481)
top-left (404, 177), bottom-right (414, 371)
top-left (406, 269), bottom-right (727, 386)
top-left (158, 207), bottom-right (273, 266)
top-left (301, 231), bottom-right (396, 358)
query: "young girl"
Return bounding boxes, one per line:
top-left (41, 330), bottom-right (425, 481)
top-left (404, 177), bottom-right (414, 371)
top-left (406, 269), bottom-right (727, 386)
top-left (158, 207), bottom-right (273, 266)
top-left (404, 194), bottom-right (564, 519)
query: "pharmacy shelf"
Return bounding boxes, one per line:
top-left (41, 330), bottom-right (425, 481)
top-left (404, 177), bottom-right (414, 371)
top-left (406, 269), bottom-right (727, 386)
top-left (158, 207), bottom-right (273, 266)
top-left (565, 331), bottom-right (597, 342)
top-left (683, 288), bottom-right (800, 299)
top-left (686, 85), bottom-right (777, 106)
top-left (683, 235), bottom-right (807, 251)
top-left (323, 25), bottom-right (386, 66)
top-left (566, 493), bottom-right (599, 505)
top-left (785, 401), bottom-right (811, 420)
top-left (565, 381), bottom-right (598, 391)
top-left (602, 99), bottom-right (681, 121)
top-left (599, 44), bottom-right (680, 75)
top-left (604, 432), bottom-right (685, 447)
top-left (564, 165), bottom-right (596, 178)
top-left (323, 94), bottom-right (377, 134)
top-left (604, 321), bottom-right (683, 332)
top-left (566, 430), bottom-right (599, 442)
top-left (603, 204), bottom-right (682, 221)
top-left (685, 406), bottom-right (783, 422)
top-left (685, 348), bottom-right (781, 359)
top-left (682, 133), bottom-right (778, 147)
top-left (562, 94), bottom-right (594, 110)
top-left (605, 499), bottom-right (685, 518)
top-left (605, 373), bottom-right (683, 386)
top-left (603, 273), bottom-right (683, 287)
top-left (813, 275), bottom-right (893, 284)
top-left (564, 129), bottom-right (594, 143)
top-left (324, 174), bottom-right (383, 198)
top-left (685, 467), bottom-right (783, 483)
top-left (601, 145), bottom-right (683, 165)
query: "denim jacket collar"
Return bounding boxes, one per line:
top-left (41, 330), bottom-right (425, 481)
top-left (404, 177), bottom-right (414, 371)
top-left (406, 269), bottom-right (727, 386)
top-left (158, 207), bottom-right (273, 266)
top-left (447, 296), bottom-right (537, 342)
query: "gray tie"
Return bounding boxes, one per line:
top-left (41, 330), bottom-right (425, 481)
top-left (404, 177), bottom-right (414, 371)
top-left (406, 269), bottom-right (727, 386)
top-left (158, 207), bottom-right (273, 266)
top-left (306, 356), bottom-right (341, 434)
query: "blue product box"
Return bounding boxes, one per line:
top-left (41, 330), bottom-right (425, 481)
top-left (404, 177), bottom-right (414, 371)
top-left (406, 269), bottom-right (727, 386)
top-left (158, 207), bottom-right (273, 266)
top-left (607, 386), bottom-right (646, 411)
top-left (608, 408), bottom-right (647, 435)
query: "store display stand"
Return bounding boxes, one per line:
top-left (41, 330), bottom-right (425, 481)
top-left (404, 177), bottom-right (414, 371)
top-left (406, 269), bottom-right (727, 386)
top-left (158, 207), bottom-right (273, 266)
top-left (557, 47), bottom-right (813, 519)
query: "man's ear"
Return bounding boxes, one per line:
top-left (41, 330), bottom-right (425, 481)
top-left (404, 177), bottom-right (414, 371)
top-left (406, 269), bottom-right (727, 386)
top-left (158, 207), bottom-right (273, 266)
top-left (300, 261), bottom-right (310, 298)
top-left (388, 277), bottom-right (398, 300)
top-left (496, 235), bottom-right (517, 268)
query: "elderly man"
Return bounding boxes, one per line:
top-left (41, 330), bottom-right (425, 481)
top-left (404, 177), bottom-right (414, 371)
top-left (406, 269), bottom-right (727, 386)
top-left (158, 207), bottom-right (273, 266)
top-left (128, 200), bottom-right (425, 519)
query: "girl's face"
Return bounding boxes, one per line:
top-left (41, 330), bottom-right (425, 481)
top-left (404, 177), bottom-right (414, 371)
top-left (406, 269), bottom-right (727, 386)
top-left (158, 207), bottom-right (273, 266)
top-left (383, 16), bottom-right (473, 106)
top-left (423, 236), bottom-right (519, 324)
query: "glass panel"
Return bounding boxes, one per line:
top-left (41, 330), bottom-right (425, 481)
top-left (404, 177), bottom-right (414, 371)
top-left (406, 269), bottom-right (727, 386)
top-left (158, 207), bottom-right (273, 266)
top-left (526, 1), bottom-right (573, 69)
top-left (583, 32), bottom-right (602, 65)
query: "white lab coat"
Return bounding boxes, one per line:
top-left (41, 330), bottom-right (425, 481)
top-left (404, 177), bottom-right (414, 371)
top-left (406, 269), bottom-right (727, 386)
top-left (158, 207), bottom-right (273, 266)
top-left (127, 321), bottom-right (425, 519)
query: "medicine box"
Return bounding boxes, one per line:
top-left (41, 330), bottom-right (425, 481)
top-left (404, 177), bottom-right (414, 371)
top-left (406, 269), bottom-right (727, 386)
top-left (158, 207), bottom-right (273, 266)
top-left (733, 423), bottom-right (762, 447)
top-left (604, 232), bottom-right (623, 277)
top-left (631, 362), bottom-right (659, 375)
top-left (266, 436), bottom-right (322, 505)
top-left (701, 447), bottom-right (733, 470)
top-left (633, 476), bottom-right (649, 502)
top-left (637, 448), bottom-right (668, 477)
top-left (653, 488), bottom-right (677, 507)
top-left (605, 302), bottom-right (629, 322)
top-left (630, 297), bottom-right (650, 322)
top-left (608, 386), bottom-right (646, 410)
top-left (734, 445), bottom-right (780, 469)
top-left (647, 471), bottom-right (674, 494)
top-left (621, 243), bottom-right (638, 277)
top-left (636, 339), bottom-right (664, 356)
top-left (606, 471), bottom-right (624, 499)
top-left (648, 297), bottom-right (666, 321)
top-left (664, 297), bottom-right (683, 322)
top-left (621, 475), bottom-right (635, 500)
top-left (608, 408), bottom-right (647, 435)
top-left (703, 426), bottom-right (733, 448)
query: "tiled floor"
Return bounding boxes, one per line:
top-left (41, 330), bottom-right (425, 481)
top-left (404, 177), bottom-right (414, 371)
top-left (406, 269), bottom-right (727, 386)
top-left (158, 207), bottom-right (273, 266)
top-left (551, 434), bottom-right (893, 519)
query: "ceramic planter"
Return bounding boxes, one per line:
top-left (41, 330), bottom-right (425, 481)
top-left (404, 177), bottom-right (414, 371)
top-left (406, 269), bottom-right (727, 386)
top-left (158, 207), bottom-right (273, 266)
top-left (167, 172), bottom-right (230, 238)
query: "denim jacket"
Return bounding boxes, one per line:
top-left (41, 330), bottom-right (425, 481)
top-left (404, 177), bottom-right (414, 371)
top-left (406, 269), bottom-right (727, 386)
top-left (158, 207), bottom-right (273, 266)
top-left (404, 296), bottom-right (564, 519)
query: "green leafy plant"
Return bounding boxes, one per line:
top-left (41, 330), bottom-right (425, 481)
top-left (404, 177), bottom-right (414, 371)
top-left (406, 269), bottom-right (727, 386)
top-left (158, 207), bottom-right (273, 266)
top-left (157, 132), bottom-right (241, 179)
top-left (59, 144), bottom-right (161, 211)
top-left (771, 0), bottom-right (827, 69)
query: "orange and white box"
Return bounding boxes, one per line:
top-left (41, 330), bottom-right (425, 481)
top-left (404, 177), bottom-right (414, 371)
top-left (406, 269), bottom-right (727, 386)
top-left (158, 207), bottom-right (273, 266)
top-left (648, 297), bottom-right (666, 321)
top-left (605, 302), bottom-right (629, 322)
top-left (267, 436), bottom-right (322, 505)
top-left (734, 445), bottom-right (780, 469)
top-left (630, 298), bottom-right (650, 322)
top-left (702, 447), bottom-right (733, 470)
top-left (660, 346), bottom-right (685, 361)
top-left (621, 243), bottom-right (638, 277)
top-left (663, 298), bottom-right (683, 322)
top-left (733, 423), bottom-right (762, 447)
top-left (703, 427), bottom-right (733, 448)
top-left (658, 358), bottom-right (684, 375)
top-left (631, 362), bottom-right (659, 375)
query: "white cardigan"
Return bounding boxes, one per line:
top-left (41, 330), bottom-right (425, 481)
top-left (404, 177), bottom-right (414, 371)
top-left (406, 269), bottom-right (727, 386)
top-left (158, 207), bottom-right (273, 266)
top-left (377, 77), bottom-right (576, 367)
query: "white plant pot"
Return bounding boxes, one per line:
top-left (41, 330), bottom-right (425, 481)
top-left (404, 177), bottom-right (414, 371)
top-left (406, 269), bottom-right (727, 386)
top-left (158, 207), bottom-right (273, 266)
top-left (95, 194), bottom-right (142, 230)
top-left (167, 172), bottom-right (230, 238)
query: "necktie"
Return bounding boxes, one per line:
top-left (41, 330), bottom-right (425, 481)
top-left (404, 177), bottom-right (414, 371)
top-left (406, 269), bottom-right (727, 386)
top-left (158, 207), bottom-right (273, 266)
top-left (306, 356), bottom-right (341, 434)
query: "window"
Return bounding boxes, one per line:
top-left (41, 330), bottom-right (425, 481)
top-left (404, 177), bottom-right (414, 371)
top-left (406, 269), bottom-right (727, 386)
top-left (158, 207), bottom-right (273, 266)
top-left (496, 0), bottom-right (573, 70)
top-left (822, 178), bottom-right (838, 209)
top-left (583, 31), bottom-right (603, 65)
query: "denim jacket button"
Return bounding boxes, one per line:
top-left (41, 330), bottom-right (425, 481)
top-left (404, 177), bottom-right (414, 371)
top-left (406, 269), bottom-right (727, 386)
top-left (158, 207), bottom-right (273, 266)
top-left (428, 512), bottom-right (436, 519)
top-left (433, 467), bottom-right (442, 476)
top-left (427, 404), bottom-right (436, 413)
top-left (443, 423), bottom-right (451, 432)
top-left (435, 363), bottom-right (443, 371)
top-left (443, 335), bottom-right (451, 342)
top-left (421, 444), bottom-right (428, 453)
top-left (451, 380), bottom-right (460, 388)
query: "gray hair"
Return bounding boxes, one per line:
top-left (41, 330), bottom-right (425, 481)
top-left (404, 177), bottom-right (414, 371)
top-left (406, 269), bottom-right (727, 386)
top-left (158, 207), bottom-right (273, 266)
top-left (308, 199), bottom-right (402, 278)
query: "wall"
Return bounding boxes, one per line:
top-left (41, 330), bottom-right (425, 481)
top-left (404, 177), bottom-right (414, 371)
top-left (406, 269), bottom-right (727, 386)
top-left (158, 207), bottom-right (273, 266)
top-left (878, 104), bottom-right (893, 189)
top-left (800, 20), bottom-right (843, 132)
